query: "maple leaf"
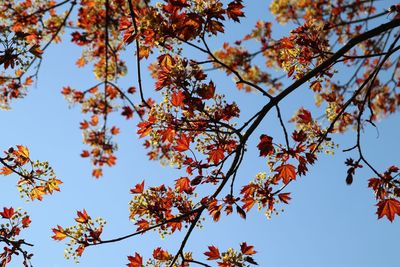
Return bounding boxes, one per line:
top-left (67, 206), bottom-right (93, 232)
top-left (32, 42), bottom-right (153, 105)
top-left (135, 219), bottom-right (149, 231)
top-left (175, 177), bottom-right (191, 193)
top-left (52, 225), bottom-right (67, 241)
top-left (174, 134), bottom-right (191, 152)
top-left (204, 245), bottom-right (221, 260)
top-left (0, 207), bottom-right (14, 219)
top-left (75, 209), bottom-right (90, 223)
top-left (275, 164), bottom-right (296, 184)
top-left (377, 199), bottom-right (400, 222)
top-left (208, 148), bottom-right (225, 164)
top-left (153, 247), bottom-right (171, 261)
top-left (21, 216), bottom-right (31, 228)
top-left (257, 135), bottom-right (274, 157)
top-left (240, 242), bottom-right (256, 255)
top-left (227, 1), bottom-right (245, 22)
top-left (158, 54), bottom-right (175, 71)
top-left (28, 45), bottom-right (43, 58)
top-left (130, 181), bottom-right (145, 194)
top-left (92, 169), bottom-right (103, 178)
top-left (171, 91), bottom-right (185, 107)
top-left (46, 178), bottom-right (63, 194)
top-left (30, 186), bottom-right (46, 201)
top-left (0, 166), bottom-right (13, 175)
top-left (127, 253), bottom-right (143, 267)
top-left (121, 106), bottom-right (134, 119)
top-left (81, 150), bottom-right (90, 157)
top-left (15, 145), bottom-right (30, 165)
top-left (278, 193), bottom-right (291, 204)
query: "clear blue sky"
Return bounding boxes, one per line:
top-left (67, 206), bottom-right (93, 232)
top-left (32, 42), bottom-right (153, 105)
top-left (1, 1), bottom-right (400, 267)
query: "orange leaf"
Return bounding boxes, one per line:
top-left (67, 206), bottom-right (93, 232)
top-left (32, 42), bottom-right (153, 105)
top-left (130, 181), bottom-right (145, 194)
top-left (158, 54), bottom-right (175, 71)
top-left (208, 148), bottom-right (225, 164)
top-left (174, 134), bottom-right (190, 152)
top-left (153, 247), bottom-right (171, 261)
top-left (135, 219), bottom-right (149, 231)
top-left (204, 245), bottom-right (221, 260)
top-left (30, 186), bottom-right (46, 201)
top-left (377, 199), bottom-right (400, 222)
top-left (275, 164), bottom-right (296, 184)
top-left (127, 253), bottom-right (143, 267)
top-left (240, 242), bottom-right (256, 255)
top-left (75, 209), bottom-right (90, 223)
top-left (46, 178), bottom-right (63, 194)
top-left (171, 91), bottom-right (185, 107)
top-left (92, 169), bottom-right (103, 178)
top-left (175, 177), bottom-right (191, 193)
top-left (111, 126), bottom-right (120, 135)
top-left (0, 166), bottom-right (13, 176)
top-left (52, 225), bottom-right (67, 241)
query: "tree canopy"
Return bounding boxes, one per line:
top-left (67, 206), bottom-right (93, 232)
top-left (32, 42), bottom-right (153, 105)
top-left (1, 0), bottom-right (400, 266)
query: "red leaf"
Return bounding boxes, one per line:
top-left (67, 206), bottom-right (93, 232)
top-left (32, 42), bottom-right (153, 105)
top-left (130, 181), bottom-right (145, 194)
top-left (174, 134), bottom-right (191, 152)
top-left (278, 193), bottom-right (291, 204)
top-left (171, 91), bottom-right (185, 107)
top-left (0, 207), bottom-right (14, 219)
top-left (240, 242), bottom-right (256, 255)
top-left (208, 148), bottom-right (225, 164)
top-left (377, 199), bottom-right (400, 222)
top-left (127, 253), bottom-right (143, 267)
top-left (257, 135), bottom-right (274, 157)
top-left (204, 246), bottom-right (221, 260)
top-left (227, 1), bottom-right (245, 22)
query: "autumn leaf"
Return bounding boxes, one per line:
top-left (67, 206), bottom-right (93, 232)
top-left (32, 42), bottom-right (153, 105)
top-left (275, 164), bottom-right (296, 184)
top-left (28, 45), bottom-right (43, 58)
top-left (127, 253), bottom-right (143, 267)
top-left (377, 199), bottom-right (400, 222)
top-left (110, 126), bottom-right (120, 135)
top-left (257, 135), bottom-right (274, 157)
top-left (175, 177), bottom-right (191, 193)
top-left (92, 169), bottom-right (103, 178)
top-left (135, 219), bottom-right (149, 231)
top-left (52, 225), bottom-right (67, 241)
top-left (75, 209), bottom-right (90, 223)
top-left (0, 166), bottom-right (13, 175)
top-left (153, 247), bottom-right (171, 261)
top-left (46, 178), bottom-right (63, 194)
top-left (0, 207), bottom-right (14, 219)
top-left (208, 148), bottom-right (225, 164)
top-left (130, 181), bottom-right (145, 194)
top-left (30, 186), bottom-right (46, 201)
top-left (158, 54), bottom-right (175, 71)
top-left (171, 91), bottom-right (185, 107)
top-left (22, 216), bottom-right (31, 228)
top-left (278, 193), bottom-right (291, 204)
top-left (240, 242), bottom-right (256, 255)
top-left (227, 1), bottom-right (245, 22)
top-left (204, 245), bottom-right (221, 260)
top-left (174, 134), bottom-right (191, 152)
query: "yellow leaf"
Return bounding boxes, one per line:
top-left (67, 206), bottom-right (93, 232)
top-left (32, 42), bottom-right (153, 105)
top-left (46, 178), bottom-right (62, 194)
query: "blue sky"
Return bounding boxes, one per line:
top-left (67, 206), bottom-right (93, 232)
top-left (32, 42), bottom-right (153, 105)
top-left (1, 1), bottom-right (400, 266)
